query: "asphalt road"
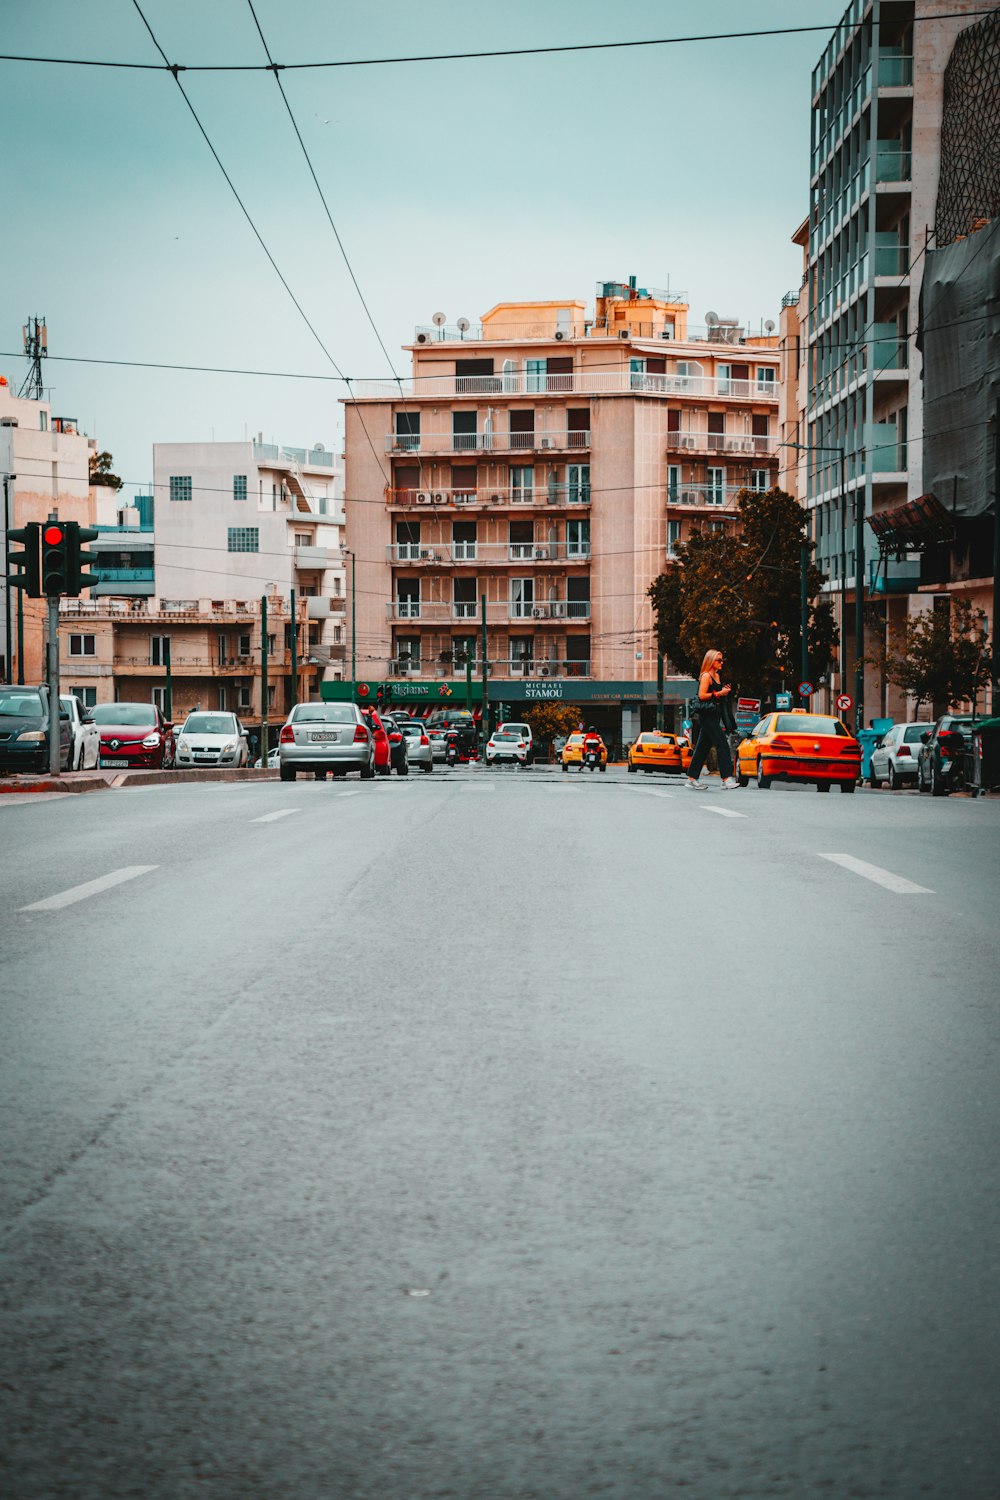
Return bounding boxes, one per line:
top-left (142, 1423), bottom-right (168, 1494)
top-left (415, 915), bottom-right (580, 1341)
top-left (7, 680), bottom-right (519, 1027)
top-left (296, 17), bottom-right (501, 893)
top-left (2, 768), bottom-right (999, 1499)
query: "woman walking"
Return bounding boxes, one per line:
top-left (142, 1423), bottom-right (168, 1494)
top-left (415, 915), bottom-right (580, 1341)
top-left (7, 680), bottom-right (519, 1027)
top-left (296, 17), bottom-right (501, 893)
top-left (686, 648), bottom-right (738, 789)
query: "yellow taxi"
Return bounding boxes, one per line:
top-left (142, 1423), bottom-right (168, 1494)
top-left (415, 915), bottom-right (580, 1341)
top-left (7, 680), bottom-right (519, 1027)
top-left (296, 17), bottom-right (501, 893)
top-left (736, 711), bottom-right (861, 792)
top-left (627, 731), bottom-right (692, 775)
top-left (561, 732), bottom-right (608, 772)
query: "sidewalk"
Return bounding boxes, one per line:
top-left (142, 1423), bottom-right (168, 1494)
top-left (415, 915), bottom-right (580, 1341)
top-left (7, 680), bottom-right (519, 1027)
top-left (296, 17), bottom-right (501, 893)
top-left (0, 767), bottom-right (280, 795)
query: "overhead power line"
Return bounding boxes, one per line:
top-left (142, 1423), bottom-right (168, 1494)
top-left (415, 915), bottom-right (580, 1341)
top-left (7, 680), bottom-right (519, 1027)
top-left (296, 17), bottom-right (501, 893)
top-left (3, 13), bottom-right (999, 73)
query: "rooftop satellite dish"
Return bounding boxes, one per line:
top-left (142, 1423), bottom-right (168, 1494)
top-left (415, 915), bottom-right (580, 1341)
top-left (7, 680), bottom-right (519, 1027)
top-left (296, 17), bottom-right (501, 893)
top-left (705, 311), bottom-right (719, 326)
top-left (456, 317), bottom-right (470, 332)
top-left (764, 319), bottom-right (776, 333)
top-left (432, 311), bottom-right (447, 327)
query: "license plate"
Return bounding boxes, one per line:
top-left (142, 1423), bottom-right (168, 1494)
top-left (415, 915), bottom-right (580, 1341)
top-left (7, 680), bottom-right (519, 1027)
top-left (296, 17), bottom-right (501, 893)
top-left (310, 732), bottom-right (337, 742)
top-left (99, 758), bottom-right (123, 768)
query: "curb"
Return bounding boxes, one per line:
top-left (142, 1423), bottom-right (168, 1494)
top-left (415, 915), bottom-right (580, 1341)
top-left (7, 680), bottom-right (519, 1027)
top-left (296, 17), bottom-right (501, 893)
top-left (0, 767), bottom-right (280, 795)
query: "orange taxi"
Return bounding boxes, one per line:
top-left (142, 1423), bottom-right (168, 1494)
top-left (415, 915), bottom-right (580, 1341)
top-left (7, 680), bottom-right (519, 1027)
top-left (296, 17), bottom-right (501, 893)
top-left (627, 731), bottom-right (692, 775)
top-left (561, 733), bottom-right (608, 772)
top-left (736, 711), bottom-right (861, 792)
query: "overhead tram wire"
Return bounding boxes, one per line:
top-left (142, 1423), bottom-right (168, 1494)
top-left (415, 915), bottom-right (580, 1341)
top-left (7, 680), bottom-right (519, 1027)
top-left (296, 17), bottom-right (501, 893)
top-left (4, 12), bottom-right (999, 73)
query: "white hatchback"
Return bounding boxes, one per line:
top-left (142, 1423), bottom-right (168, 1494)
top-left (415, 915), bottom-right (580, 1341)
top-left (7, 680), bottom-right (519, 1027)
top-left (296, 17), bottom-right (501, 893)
top-left (869, 721), bottom-right (934, 788)
top-left (497, 722), bottom-right (534, 763)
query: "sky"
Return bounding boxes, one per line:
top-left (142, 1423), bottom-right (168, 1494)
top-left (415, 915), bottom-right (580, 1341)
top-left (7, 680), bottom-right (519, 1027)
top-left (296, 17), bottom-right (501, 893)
top-left (3, 0), bottom-right (838, 492)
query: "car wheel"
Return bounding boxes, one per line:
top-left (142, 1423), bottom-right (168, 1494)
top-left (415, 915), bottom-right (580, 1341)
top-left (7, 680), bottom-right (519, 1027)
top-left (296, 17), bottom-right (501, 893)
top-left (756, 761), bottom-right (771, 790)
top-left (562, 763), bottom-right (568, 773)
top-left (377, 764), bottom-right (390, 777)
top-left (737, 771), bottom-right (749, 787)
top-left (888, 764), bottom-right (900, 790)
top-left (869, 765), bottom-right (883, 789)
top-left (931, 764), bottom-right (948, 796)
top-left (423, 763), bottom-right (433, 773)
top-left (280, 766), bottom-right (296, 781)
top-left (627, 762), bottom-right (636, 773)
top-left (360, 756), bottom-right (375, 780)
top-left (74, 743), bottom-right (84, 771)
top-left (315, 771), bottom-right (327, 780)
top-left (918, 761), bottom-right (929, 792)
top-left (600, 763), bottom-right (606, 772)
top-left (816, 781), bottom-right (831, 792)
top-left (839, 779), bottom-right (856, 793)
top-left (398, 760), bottom-right (409, 776)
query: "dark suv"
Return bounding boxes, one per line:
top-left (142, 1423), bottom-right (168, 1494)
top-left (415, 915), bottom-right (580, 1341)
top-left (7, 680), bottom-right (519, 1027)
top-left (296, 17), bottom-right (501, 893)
top-left (425, 709), bottom-right (478, 760)
top-left (917, 715), bottom-right (975, 796)
top-left (0, 685), bottom-right (72, 773)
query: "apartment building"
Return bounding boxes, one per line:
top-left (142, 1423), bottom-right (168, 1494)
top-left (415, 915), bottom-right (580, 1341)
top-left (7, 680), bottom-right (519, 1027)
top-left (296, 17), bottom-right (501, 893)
top-left (798, 0), bottom-right (992, 719)
top-left (344, 281), bottom-right (780, 740)
top-left (0, 378), bottom-right (97, 683)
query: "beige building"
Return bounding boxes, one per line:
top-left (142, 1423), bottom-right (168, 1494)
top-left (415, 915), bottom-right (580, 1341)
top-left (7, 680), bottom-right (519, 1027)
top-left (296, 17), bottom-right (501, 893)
top-left (344, 282), bottom-right (780, 740)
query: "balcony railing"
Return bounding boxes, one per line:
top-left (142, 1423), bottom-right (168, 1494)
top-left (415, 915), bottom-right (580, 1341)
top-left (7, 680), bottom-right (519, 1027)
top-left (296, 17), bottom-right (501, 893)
top-left (60, 598), bottom-right (285, 622)
top-left (389, 485), bottom-right (591, 509)
top-left (493, 659), bottom-right (592, 678)
top-left (387, 541), bottom-right (590, 565)
top-left (877, 51), bottom-right (913, 87)
top-left (669, 431), bottom-right (775, 456)
top-left (386, 600), bottom-right (591, 624)
top-left (361, 370), bottom-right (779, 402)
top-left (253, 442), bottom-right (336, 469)
top-left (387, 429), bottom-right (590, 455)
top-left (875, 144), bottom-right (912, 184)
top-left (667, 484), bottom-right (750, 509)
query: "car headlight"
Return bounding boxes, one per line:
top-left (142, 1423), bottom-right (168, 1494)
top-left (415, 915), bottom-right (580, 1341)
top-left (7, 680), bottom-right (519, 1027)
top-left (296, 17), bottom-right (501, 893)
top-left (142, 734), bottom-right (161, 748)
top-left (16, 729), bottom-right (46, 742)
top-left (177, 738), bottom-right (190, 752)
top-left (221, 740), bottom-right (238, 753)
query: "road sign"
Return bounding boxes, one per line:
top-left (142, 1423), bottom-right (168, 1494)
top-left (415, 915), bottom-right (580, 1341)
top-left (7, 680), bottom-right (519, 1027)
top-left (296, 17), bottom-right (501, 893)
top-left (734, 696), bottom-right (762, 734)
top-left (681, 719), bottom-right (692, 735)
top-left (836, 692), bottom-right (854, 711)
top-left (798, 681), bottom-right (814, 698)
top-left (775, 692), bottom-right (792, 710)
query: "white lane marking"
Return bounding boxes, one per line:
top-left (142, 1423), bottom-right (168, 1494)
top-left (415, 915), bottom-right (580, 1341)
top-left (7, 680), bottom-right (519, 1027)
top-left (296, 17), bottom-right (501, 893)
top-left (818, 853), bottom-right (933, 894)
top-left (461, 783), bottom-right (495, 792)
top-left (642, 789), bottom-right (675, 799)
top-left (700, 804), bottom-right (746, 819)
top-left (21, 865), bottom-right (158, 912)
top-left (251, 808), bottom-right (301, 824)
top-left (336, 789), bottom-right (362, 798)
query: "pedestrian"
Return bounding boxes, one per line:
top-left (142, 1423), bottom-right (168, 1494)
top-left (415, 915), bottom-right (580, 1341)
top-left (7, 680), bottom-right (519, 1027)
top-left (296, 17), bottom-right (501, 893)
top-left (685, 649), bottom-right (738, 789)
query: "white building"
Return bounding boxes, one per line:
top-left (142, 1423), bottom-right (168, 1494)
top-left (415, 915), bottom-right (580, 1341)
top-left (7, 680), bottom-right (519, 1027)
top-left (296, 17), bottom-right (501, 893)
top-left (152, 438), bottom-right (347, 688)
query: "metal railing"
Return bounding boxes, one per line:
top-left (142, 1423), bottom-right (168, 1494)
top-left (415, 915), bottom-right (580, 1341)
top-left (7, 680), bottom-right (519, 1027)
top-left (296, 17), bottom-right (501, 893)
top-left (388, 485), bottom-right (591, 509)
top-left (252, 442), bottom-right (336, 468)
top-left (387, 429), bottom-right (590, 454)
top-left (386, 600), bottom-right (591, 623)
top-left (670, 431), bottom-right (776, 456)
top-left (361, 369), bottom-right (779, 401)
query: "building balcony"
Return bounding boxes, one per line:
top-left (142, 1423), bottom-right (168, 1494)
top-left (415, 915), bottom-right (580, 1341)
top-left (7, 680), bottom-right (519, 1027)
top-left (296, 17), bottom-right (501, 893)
top-left (363, 370), bottom-right (779, 402)
top-left (111, 654), bottom-right (289, 677)
top-left (667, 484), bottom-right (751, 510)
top-left (386, 542), bottom-right (591, 566)
top-left (669, 431), bottom-right (776, 457)
top-left (877, 51), bottom-right (913, 88)
top-left (60, 598), bottom-right (282, 623)
top-left (387, 430), bottom-right (590, 456)
top-left (294, 544), bottom-right (336, 569)
top-left (387, 600), bottom-right (591, 625)
top-left (305, 595), bottom-right (346, 619)
top-left (253, 442), bottom-right (337, 469)
top-left (875, 144), bottom-right (912, 185)
top-left (388, 485), bottom-right (591, 510)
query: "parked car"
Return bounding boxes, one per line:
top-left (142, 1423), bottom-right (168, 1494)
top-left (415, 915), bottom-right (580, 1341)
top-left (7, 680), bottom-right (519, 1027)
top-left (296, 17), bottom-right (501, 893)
top-left (0, 684), bottom-right (72, 773)
top-left (175, 711), bottom-right (250, 769)
top-left (868, 721), bottom-right (934, 789)
top-left (627, 731), bottom-right (692, 775)
top-left (486, 729), bottom-right (530, 765)
top-left (60, 694), bottom-right (100, 770)
top-left (253, 748), bottom-right (281, 769)
top-left (90, 701), bottom-right (176, 770)
top-left (359, 707), bottom-right (393, 776)
top-left (427, 724), bottom-right (449, 762)
top-left (736, 712), bottom-right (860, 791)
top-left (497, 722), bottom-right (534, 763)
top-left (278, 701), bottom-right (374, 781)
top-left (917, 714), bottom-right (975, 796)
top-left (379, 713), bottom-right (410, 776)
top-left (398, 721), bottom-right (433, 772)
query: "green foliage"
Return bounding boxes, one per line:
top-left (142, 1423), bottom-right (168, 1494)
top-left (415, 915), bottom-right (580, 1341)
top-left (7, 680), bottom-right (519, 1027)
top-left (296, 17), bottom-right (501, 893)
top-left (89, 450), bottom-right (122, 491)
top-left (647, 487), bottom-right (838, 697)
top-left (523, 703), bottom-right (581, 741)
top-left (883, 599), bottom-right (990, 711)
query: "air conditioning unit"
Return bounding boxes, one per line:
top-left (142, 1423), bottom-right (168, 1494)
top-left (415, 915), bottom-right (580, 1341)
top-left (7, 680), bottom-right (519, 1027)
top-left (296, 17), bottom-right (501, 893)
top-left (416, 491), bottom-right (430, 504)
top-left (680, 436), bottom-right (696, 449)
top-left (432, 493), bottom-right (445, 504)
top-left (534, 547), bottom-right (549, 560)
top-left (540, 437), bottom-right (553, 449)
top-left (490, 493), bottom-right (502, 503)
top-left (532, 606), bottom-right (546, 619)
top-left (416, 331), bottom-right (431, 344)
top-left (550, 602), bottom-right (567, 618)
top-left (682, 490), bottom-right (702, 504)
top-left (553, 329), bottom-right (567, 341)
top-left (619, 330), bottom-right (630, 339)
top-left (539, 664), bottom-right (551, 676)
top-left (420, 549), bottom-right (435, 560)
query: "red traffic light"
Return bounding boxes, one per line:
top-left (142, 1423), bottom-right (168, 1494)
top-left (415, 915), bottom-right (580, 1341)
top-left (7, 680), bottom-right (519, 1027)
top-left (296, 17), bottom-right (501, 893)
top-left (44, 525), bottom-right (64, 545)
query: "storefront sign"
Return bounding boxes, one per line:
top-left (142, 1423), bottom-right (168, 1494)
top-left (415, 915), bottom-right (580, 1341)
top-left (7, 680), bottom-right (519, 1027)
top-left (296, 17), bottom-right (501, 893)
top-left (523, 680), bottom-right (564, 700)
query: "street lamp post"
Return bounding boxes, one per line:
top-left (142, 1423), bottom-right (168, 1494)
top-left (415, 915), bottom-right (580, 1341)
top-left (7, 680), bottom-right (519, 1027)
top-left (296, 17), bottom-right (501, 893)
top-left (344, 549), bottom-right (356, 690)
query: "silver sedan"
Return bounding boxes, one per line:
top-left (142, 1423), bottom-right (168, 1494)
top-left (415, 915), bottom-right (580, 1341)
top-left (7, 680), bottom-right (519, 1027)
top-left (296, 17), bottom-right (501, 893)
top-left (399, 721), bottom-right (434, 772)
top-left (278, 702), bottom-right (375, 781)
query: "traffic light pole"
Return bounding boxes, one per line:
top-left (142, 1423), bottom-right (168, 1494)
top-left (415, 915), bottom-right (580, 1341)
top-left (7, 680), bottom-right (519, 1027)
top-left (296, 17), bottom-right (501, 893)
top-left (260, 595), bottom-right (269, 770)
top-left (16, 585), bottom-right (24, 683)
top-left (47, 594), bottom-right (61, 775)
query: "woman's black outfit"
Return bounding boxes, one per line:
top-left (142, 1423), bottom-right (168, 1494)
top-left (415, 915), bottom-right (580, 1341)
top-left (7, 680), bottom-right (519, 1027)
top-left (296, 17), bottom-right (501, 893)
top-left (689, 685), bottom-right (734, 780)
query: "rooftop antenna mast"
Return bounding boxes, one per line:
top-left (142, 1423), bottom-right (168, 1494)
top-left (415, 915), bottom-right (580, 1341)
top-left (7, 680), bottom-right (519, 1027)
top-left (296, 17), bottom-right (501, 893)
top-left (18, 316), bottom-right (47, 401)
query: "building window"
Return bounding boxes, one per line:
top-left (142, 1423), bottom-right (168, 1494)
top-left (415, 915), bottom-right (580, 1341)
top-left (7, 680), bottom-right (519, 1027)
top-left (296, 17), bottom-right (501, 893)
top-left (667, 465), bottom-right (680, 503)
top-left (169, 476), bottom-right (192, 502)
top-left (267, 686), bottom-right (276, 709)
top-left (233, 474), bottom-right (247, 501)
top-left (394, 412), bottom-right (421, 451)
top-left (69, 634), bottom-right (96, 657)
top-left (510, 578), bottom-right (535, 619)
top-left (453, 578), bottom-right (478, 619)
top-left (511, 465), bottom-right (534, 502)
top-left (228, 527), bottom-right (259, 553)
top-left (71, 685), bottom-right (97, 707)
top-left (150, 636), bottom-right (170, 666)
top-left (452, 635), bottom-right (477, 670)
top-left (667, 520), bottom-right (681, 555)
top-left (238, 633), bottom-right (251, 656)
top-left (217, 687), bottom-right (227, 710)
top-left (510, 636), bottom-right (534, 673)
top-left (756, 367), bottom-right (776, 392)
top-left (707, 468), bottom-right (726, 504)
top-left (566, 577), bottom-right (590, 619)
top-left (567, 464), bottom-right (589, 504)
top-left (750, 469), bottom-right (769, 492)
top-left (396, 578), bottom-right (421, 618)
top-left (395, 636), bottom-right (421, 672)
top-left (237, 687), bottom-right (252, 711)
top-left (566, 519), bottom-right (590, 557)
top-left (152, 687), bottom-right (167, 710)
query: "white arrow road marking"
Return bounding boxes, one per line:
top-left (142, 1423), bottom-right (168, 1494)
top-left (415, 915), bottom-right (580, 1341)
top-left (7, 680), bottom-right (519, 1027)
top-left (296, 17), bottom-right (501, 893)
top-left (700, 804), bottom-right (746, 818)
top-left (818, 853), bottom-right (933, 894)
top-left (336, 789), bottom-right (362, 798)
top-left (251, 808), bottom-right (301, 823)
top-left (21, 865), bottom-right (159, 912)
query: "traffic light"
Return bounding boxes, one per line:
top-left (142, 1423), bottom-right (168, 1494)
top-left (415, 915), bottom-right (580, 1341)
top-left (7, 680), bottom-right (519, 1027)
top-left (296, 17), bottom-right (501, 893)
top-left (6, 523), bottom-right (42, 597)
top-left (66, 523), bottom-right (100, 595)
top-left (41, 523), bottom-right (70, 596)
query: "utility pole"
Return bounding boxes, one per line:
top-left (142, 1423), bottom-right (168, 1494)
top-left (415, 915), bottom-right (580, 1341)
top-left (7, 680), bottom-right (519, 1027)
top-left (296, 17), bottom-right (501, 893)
top-left (45, 510), bottom-right (61, 775)
top-left (16, 583), bottom-right (24, 683)
top-left (465, 650), bottom-right (472, 713)
top-left (840, 457), bottom-right (848, 704)
top-left (480, 593), bottom-right (489, 757)
top-left (347, 550), bottom-right (356, 688)
top-left (855, 486), bottom-right (865, 733)
top-left (164, 636), bottom-right (172, 722)
top-left (290, 586), bottom-right (299, 707)
top-left (2, 469), bottom-right (15, 681)
top-left (993, 397), bottom-right (1000, 716)
top-left (656, 650), bottom-right (664, 731)
top-left (260, 595), bottom-right (269, 770)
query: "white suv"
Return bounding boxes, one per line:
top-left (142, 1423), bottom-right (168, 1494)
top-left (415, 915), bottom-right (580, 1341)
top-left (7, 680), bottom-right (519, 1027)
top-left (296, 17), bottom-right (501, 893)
top-left (869, 721), bottom-right (934, 789)
top-left (497, 722), bottom-right (533, 764)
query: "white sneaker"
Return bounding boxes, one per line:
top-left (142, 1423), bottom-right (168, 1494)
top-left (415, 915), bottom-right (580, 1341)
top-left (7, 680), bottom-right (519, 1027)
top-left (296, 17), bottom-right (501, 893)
top-left (721, 777), bottom-right (739, 789)
top-left (684, 777), bottom-right (701, 788)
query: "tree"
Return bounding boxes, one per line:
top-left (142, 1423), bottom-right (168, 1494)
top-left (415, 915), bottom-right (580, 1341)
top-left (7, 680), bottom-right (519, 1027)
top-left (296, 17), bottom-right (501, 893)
top-left (647, 487), bottom-right (838, 698)
top-left (883, 598), bottom-right (990, 712)
top-left (523, 703), bottom-right (581, 741)
top-left (89, 450), bottom-right (122, 491)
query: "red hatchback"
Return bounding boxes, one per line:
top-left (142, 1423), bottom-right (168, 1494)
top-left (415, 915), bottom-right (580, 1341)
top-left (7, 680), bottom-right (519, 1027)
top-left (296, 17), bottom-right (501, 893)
top-left (360, 708), bottom-right (392, 777)
top-left (90, 702), bottom-right (176, 769)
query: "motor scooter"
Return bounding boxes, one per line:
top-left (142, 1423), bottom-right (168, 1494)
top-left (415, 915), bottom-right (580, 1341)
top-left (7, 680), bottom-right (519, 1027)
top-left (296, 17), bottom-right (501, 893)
top-left (583, 743), bottom-right (601, 772)
top-left (445, 731), bottom-right (460, 767)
